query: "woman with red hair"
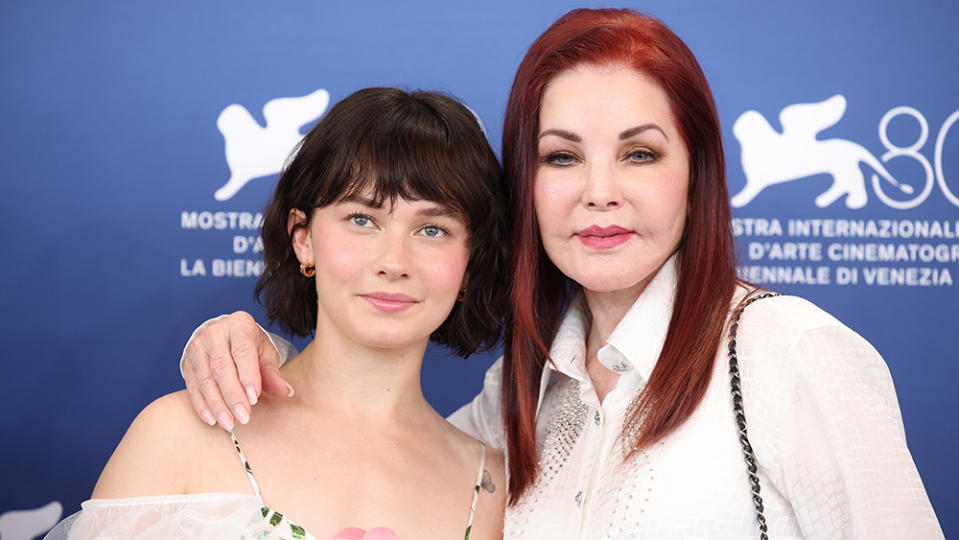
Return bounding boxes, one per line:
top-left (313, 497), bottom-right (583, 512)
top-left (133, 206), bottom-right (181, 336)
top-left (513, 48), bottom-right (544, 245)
top-left (180, 8), bottom-right (942, 538)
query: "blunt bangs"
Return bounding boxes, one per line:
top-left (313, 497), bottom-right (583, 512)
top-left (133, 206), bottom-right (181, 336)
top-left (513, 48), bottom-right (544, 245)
top-left (303, 90), bottom-right (489, 227)
top-left (256, 87), bottom-right (508, 354)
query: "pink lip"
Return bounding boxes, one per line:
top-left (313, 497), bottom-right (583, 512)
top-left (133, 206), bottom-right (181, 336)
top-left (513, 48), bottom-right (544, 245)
top-left (361, 292), bottom-right (419, 313)
top-left (575, 225), bottom-right (635, 250)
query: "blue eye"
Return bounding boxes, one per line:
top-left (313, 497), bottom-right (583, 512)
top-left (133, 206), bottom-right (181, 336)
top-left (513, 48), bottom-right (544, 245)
top-left (544, 152), bottom-right (577, 165)
top-left (349, 214), bottom-right (372, 227)
top-left (627, 149), bottom-right (657, 163)
top-left (420, 225), bottom-right (447, 238)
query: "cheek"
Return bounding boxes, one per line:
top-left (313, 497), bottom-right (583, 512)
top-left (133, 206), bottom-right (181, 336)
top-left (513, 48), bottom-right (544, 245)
top-left (533, 174), bottom-right (577, 234)
top-left (313, 230), bottom-right (367, 277)
top-left (653, 174), bottom-right (689, 240)
top-left (419, 243), bottom-right (470, 291)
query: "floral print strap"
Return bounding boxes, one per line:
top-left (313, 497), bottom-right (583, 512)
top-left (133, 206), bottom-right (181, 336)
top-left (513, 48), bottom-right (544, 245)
top-left (230, 430), bottom-right (262, 498)
top-left (229, 431), bottom-right (488, 540)
top-left (230, 431), bottom-right (310, 539)
top-left (464, 441), bottom-right (487, 540)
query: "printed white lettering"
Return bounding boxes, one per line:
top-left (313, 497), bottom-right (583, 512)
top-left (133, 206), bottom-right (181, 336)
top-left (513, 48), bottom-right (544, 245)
top-left (826, 243), bottom-right (959, 263)
top-left (785, 219), bottom-right (958, 239)
top-left (180, 259), bottom-right (207, 276)
top-left (731, 218), bottom-right (783, 237)
top-left (862, 267), bottom-right (952, 286)
top-left (836, 266), bottom-right (858, 285)
top-left (212, 259), bottom-right (264, 277)
top-left (737, 265), bottom-right (831, 285)
top-left (180, 211), bottom-right (264, 230)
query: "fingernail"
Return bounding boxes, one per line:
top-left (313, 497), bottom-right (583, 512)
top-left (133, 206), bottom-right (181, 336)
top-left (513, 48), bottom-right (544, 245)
top-left (217, 412), bottom-right (234, 431)
top-left (245, 385), bottom-right (258, 406)
top-left (233, 404), bottom-right (250, 425)
top-left (285, 382), bottom-right (295, 398)
top-left (201, 409), bottom-right (216, 426)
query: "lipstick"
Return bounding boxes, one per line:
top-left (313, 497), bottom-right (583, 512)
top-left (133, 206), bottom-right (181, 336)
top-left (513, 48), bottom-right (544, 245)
top-left (575, 225), bottom-right (634, 250)
top-left (361, 292), bottom-right (419, 313)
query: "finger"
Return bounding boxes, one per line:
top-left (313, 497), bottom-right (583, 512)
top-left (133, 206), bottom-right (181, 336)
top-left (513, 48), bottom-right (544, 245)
top-left (228, 312), bottom-right (265, 407)
top-left (196, 359), bottom-right (236, 431)
top-left (182, 359), bottom-right (216, 426)
top-left (188, 332), bottom-right (237, 430)
top-left (258, 334), bottom-right (292, 398)
top-left (261, 361), bottom-right (293, 398)
top-left (183, 318), bottom-right (239, 430)
top-left (210, 340), bottom-right (251, 427)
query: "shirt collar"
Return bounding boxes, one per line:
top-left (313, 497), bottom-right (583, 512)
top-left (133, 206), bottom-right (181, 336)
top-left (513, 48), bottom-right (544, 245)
top-left (545, 255), bottom-right (678, 386)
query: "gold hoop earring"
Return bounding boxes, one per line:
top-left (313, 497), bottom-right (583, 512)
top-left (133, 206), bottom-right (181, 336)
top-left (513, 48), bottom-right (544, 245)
top-left (299, 263), bottom-right (315, 278)
top-left (456, 288), bottom-right (466, 302)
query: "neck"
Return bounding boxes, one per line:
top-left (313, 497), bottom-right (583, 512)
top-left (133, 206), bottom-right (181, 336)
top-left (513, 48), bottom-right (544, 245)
top-left (582, 280), bottom-right (648, 356)
top-left (280, 331), bottom-right (432, 424)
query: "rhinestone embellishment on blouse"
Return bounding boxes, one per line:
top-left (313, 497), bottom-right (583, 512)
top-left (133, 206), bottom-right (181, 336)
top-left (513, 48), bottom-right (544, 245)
top-left (539, 378), bottom-right (589, 482)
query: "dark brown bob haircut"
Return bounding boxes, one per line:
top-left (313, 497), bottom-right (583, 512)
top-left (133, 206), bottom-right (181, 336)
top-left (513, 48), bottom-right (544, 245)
top-left (255, 87), bottom-right (508, 357)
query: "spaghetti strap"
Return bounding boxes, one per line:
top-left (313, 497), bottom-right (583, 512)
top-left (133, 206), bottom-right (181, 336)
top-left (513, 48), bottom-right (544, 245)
top-left (229, 431), bottom-right (263, 498)
top-left (231, 430), bottom-right (485, 539)
top-left (464, 440), bottom-right (487, 540)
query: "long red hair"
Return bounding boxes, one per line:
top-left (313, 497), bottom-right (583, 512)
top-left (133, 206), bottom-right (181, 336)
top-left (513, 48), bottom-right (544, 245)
top-left (502, 8), bottom-right (737, 503)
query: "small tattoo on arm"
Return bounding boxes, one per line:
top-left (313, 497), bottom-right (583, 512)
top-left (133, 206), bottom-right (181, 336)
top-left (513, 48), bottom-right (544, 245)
top-left (481, 470), bottom-right (495, 493)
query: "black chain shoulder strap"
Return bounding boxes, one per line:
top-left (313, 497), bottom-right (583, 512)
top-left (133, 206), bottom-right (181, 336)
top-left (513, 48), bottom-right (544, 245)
top-left (727, 291), bottom-right (781, 540)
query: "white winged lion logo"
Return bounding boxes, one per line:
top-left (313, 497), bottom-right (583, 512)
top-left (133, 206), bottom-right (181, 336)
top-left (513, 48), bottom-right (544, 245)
top-left (0, 501), bottom-right (62, 540)
top-left (730, 94), bottom-right (913, 209)
top-left (214, 88), bottom-right (330, 201)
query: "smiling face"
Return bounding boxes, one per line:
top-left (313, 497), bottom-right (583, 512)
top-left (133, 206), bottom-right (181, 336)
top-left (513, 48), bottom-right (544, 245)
top-left (534, 64), bottom-right (690, 299)
top-left (291, 195), bottom-right (470, 352)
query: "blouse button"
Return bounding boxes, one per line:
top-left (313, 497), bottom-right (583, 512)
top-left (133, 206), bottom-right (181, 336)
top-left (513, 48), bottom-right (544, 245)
top-left (612, 361), bottom-right (631, 373)
top-left (593, 410), bottom-right (602, 425)
top-left (574, 490), bottom-right (583, 507)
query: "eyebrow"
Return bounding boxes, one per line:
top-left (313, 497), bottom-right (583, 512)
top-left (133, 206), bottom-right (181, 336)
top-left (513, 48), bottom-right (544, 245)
top-left (338, 195), bottom-right (462, 219)
top-left (619, 124), bottom-right (668, 141)
top-left (417, 205), bottom-right (461, 219)
top-left (538, 129), bottom-right (581, 142)
top-left (337, 194), bottom-right (383, 207)
top-left (537, 124), bottom-right (667, 142)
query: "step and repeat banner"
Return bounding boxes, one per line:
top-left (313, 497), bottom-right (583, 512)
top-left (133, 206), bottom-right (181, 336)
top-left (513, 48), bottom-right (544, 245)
top-left (1, 1), bottom-right (956, 537)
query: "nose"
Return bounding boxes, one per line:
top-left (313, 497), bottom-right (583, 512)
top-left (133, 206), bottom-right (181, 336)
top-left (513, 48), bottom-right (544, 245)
top-left (581, 162), bottom-right (623, 210)
top-left (374, 233), bottom-right (411, 280)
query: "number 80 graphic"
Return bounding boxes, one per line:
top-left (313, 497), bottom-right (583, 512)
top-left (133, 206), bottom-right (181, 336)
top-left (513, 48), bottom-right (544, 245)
top-left (875, 108), bottom-right (959, 209)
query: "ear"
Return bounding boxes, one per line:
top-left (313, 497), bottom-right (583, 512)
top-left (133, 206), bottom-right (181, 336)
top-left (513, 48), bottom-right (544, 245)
top-left (287, 209), bottom-right (313, 265)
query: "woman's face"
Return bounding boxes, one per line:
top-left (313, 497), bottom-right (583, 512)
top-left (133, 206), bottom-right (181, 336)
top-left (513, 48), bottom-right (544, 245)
top-left (534, 64), bottom-right (689, 298)
top-left (291, 194), bottom-right (470, 351)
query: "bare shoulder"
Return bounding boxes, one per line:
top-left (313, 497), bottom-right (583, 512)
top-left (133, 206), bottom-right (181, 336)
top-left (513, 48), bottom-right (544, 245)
top-left (471, 441), bottom-right (506, 540)
top-left (92, 390), bottom-right (224, 498)
top-left (481, 443), bottom-right (506, 495)
top-left (436, 417), bottom-right (505, 538)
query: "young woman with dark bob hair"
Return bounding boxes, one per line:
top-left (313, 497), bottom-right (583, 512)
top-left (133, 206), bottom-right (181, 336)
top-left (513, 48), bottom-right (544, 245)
top-left (179, 9), bottom-right (942, 539)
top-left (47, 88), bottom-right (508, 540)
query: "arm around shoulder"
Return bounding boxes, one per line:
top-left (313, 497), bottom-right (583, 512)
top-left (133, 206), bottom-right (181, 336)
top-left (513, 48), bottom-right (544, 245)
top-left (446, 356), bottom-right (506, 453)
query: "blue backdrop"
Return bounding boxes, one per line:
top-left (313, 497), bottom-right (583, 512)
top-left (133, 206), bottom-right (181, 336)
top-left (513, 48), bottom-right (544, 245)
top-left (1, 1), bottom-right (956, 538)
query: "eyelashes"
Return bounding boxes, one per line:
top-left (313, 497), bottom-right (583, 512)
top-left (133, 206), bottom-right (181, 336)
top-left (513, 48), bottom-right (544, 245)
top-left (346, 212), bottom-right (452, 238)
top-left (419, 224), bottom-right (451, 238)
top-left (625, 148), bottom-right (659, 163)
top-left (348, 213), bottom-right (373, 227)
top-left (542, 151), bottom-right (578, 166)
top-left (540, 147), bottom-right (661, 166)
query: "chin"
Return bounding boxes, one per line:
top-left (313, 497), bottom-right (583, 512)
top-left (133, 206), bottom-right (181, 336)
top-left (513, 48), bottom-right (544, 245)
top-left (334, 319), bottom-right (424, 351)
top-left (568, 267), bottom-right (658, 296)
top-left (360, 335), bottom-right (423, 351)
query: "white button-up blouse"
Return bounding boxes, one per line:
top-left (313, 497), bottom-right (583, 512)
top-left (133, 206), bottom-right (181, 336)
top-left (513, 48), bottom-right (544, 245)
top-left (448, 257), bottom-right (943, 539)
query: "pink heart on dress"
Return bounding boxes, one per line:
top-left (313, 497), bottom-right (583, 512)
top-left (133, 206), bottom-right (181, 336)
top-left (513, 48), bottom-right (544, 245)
top-left (333, 526), bottom-right (401, 540)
